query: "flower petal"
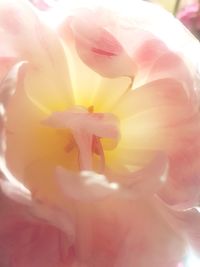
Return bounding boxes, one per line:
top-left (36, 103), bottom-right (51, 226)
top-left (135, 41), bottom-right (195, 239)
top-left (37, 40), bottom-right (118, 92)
top-left (0, 213), bottom-right (75, 267)
top-left (63, 41), bottom-right (131, 109)
top-left (73, 197), bottom-right (184, 267)
top-left (145, 52), bottom-right (195, 99)
top-left (156, 198), bottom-right (200, 255)
top-left (120, 105), bottom-right (196, 152)
top-left (2, 64), bottom-right (73, 194)
top-left (118, 152), bottom-right (168, 197)
top-left (64, 8), bottom-right (137, 77)
top-left (0, 181), bottom-right (76, 267)
top-left (112, 78), bottom-right (192, 120)
top-left (0, 0), bottom-right (73, 111)
top-left (158, 134), bottom-right (200, 210)
top-left (134, 38), bottom-right (168, 69)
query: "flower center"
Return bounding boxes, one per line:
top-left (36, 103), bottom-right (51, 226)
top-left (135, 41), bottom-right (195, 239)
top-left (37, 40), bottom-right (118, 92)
top-left (43, 106), bottom-right (120, 173)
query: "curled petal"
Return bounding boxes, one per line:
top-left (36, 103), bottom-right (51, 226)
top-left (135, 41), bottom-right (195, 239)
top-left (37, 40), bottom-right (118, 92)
top-left (0, 57), bottom-right (18, 82)
top-left (156, 198), bottom-right (200, 255)
top-left (0, 178), bottom-right (31, 205)
top-left (56, 167), bottom-right (119, 201)
top-left (0, 214), bottom-right (75, 267)
top-left (114, 152), bottom-right (168, 198)
top-left (134, 38), bottom-right (168, 69)
top-left (0, 177), bottom-right (75, 240)
top-left (158, 135), bottom-right (200, 210)
top-left (145, 52), bottom-right (195, 101)
top-left (118, 76), bottom-right (198, 153)
top-left (0, 62), bottom-right (24, 108)
top-left (62, 8), bottom-right (138, 77)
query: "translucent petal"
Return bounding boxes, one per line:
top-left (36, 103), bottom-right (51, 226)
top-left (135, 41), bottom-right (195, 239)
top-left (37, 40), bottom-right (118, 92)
top-left (0, 194), bottom-right (75, 267)
top-left (66, 8), bottom-right (137, 78)
top-left (0, 0), bottom-right (74, 111)
top-left (112, 78), bottom-right (191, 120)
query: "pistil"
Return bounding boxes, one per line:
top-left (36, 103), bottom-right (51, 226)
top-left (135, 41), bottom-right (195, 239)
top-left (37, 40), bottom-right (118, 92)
top-left (43, 106), bottom-right (120, 173)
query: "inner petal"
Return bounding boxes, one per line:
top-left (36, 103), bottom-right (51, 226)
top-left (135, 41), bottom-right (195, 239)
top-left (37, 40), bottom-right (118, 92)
top-left (5, 85), bottom-right (79, 202)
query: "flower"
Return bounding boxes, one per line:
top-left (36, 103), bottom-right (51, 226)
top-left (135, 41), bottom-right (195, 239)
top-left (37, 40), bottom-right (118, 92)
top-left (0, 0), bottom-right (200, 266)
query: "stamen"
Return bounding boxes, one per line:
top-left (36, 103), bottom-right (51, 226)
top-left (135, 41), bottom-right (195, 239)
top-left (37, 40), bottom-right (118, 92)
top-left (43, 106), bottom-right (120, 173)
top-left (64, 139), bottom-right (75, 153)
top-left (88, 105), bottom-right (94, 113)
top-left (92, 136), bottom-right (105, 173)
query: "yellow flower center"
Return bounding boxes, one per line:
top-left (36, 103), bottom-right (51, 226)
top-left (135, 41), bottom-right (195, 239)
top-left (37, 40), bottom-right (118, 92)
top-left (43, 105), bottom-right (120, 173)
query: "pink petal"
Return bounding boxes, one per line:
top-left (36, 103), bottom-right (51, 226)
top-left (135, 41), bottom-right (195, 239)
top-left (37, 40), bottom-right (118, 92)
top-left (0, 28), bottom-right (18, 79)
top-left (0, 184), bottom-right (76, 267)
top-left (73, 197), bottom-right (185, 267)
top-left (156, 198), bottom-right (200, 255)
top-left (112, 78), bottom-right (192, 119)
top-left (60, 6), bottom-right (175, 79)
top-left (117, 152), bottom-right (168, 198)
top-left (64, 8), bottom-right (137, 78)
top-left (134, 38), bottom-right (168, 68)
top-left (145, 52), bottom-right (195, 102)
top-left (0, 57), bottom-right (18, 81)
top-left (158, 134), bottom-right (200, 210)
top-left (0, 0), bottom-right (73, 111)
top-left (0, 215), bottom-right (75, 267)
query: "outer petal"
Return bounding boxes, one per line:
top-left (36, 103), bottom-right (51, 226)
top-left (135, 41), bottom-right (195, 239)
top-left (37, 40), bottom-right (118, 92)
top-left (156, 198), bottom-right (200, 256)
top-left (72, 197), bottom-right (185, 267)
top-left (0, 65), bottom-right (74, 204)
top-left (0, 181), bottom-right (76, 267)
top-left (0, 0), bottom-right (73, 111)
top-left (0, 36), bottom-right (18, 81)
top-left (144, 52), bottom-right (196, 100)
top-left (158, 134), bottom-right (200, 210)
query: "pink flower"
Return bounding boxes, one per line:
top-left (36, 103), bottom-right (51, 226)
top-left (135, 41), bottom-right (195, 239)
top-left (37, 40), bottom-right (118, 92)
top-left (0, 0), bottom-right (200, 266)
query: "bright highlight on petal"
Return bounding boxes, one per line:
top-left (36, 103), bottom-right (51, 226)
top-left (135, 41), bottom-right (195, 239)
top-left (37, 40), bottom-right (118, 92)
top-left (56, 167), bottom-right (119, 201)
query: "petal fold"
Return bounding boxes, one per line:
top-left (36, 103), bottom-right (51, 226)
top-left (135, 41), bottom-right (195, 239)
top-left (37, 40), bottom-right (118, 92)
top-left (68, 8), bottom-right (138, 78)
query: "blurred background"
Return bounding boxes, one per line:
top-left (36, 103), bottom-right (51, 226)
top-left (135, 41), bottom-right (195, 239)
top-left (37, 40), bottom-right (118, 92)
top-left (152, 0), bottom-right (197, 13)
top-left (151, 0), bottom-right (200, 40)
